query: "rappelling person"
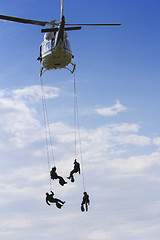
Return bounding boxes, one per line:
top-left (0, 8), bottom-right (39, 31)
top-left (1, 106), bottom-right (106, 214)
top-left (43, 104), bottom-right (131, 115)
top-left (50, 166), bottom-right (67, 186)
top-left (81, 192), bottom-right (90, 212)
top-left (46, 191), bottom-right (65, 209)
top-left (67, 159), bottom-right (80, 182)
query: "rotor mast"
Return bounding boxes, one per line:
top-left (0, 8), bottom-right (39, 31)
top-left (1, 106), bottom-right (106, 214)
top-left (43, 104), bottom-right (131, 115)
top-left (61, 0), bottom-right (64, 17)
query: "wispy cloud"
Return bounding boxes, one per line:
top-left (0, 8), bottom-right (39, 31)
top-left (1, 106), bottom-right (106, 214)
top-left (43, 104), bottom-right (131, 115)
top-left (153, 137), bottom-right (160, 146)
top-left (0, 85), bottom-right (61, 148)
top-left (0, 86), bottom-right (160, 240)
top-left (107, 152), bottom-right (160, 174)
top-left (12, 85), bottom-right (60, 102)
top-left (95, 100), bottom-right (127, 116)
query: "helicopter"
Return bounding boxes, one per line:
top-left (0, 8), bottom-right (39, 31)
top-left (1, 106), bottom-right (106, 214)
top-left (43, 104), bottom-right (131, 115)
top-left (0, 0), bottom-right (121, 75)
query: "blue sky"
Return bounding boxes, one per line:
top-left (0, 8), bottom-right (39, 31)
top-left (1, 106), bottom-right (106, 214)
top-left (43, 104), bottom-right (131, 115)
top-left (0, 0), bottom-right (160, 239)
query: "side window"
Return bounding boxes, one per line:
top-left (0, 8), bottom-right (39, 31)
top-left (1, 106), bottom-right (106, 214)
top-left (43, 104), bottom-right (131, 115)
top-left (51, 39), bottom-right (55, 49)
top-left (65, 39), bottom-right (71, 51)
top-left (42, 43), bottom-right (46, 54)
top-left (42, 41), bottom-right (51, 54)
top-left (46, 41), bottom-right (51, 51)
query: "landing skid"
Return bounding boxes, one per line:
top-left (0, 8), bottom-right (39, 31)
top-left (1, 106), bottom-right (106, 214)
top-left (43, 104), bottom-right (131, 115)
top-left (65, 62), bottom-right (76, 74)
top-left (40, 63), bottom-right (76, 77)
top-left (40, 67), bottom-right (47, 77)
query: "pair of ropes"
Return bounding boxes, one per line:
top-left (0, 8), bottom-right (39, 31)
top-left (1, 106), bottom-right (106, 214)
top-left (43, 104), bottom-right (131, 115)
top-left (40, 76), bottom-right (55, 191)
top-left (40, 72), bottom-right (90, 211)
top-left (73, 73), bottom-right (85, 192)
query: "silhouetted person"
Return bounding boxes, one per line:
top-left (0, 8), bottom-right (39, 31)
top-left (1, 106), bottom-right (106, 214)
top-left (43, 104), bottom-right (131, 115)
top-left (50, 166), bottom-right (67, 186)
top-left (81, 192), bottom-right (90, 212)
top-left (67, 159), bottom-right (80, 182)
top-left (46, 191), bottom-right (65, 209)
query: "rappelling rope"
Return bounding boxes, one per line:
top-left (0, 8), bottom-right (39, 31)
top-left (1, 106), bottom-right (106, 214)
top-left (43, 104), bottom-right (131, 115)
top-left (40, 75), bottom-right (56, 191)
top-left (73, 72), bottom-right (86, 192)
top-left (74, 76), bottom-right (77, 159)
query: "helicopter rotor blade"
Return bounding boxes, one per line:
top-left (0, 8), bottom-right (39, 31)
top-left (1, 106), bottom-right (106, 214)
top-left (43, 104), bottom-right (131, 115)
top-left (41, 28), bottom-right (59, 33)
top-left (65, 26), bottom-right (81, 31)
top-left (41, 26), bottom-right (81, 33)
top-left (65, 23), bottom-right (122, 26)
top-left (0, 14), bottom-right (56, 26)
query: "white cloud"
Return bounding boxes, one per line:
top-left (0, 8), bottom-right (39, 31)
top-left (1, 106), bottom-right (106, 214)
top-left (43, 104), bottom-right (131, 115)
top-left (0, 88), bottom-right (42, 148)
top-left (0, 85), bottom-right (60, 148)
top-left (88, 229), bottom-right (112, 239)
top-left (0, 218), bottom-right (32, 229)
top-left (95, 100), bottom-right (127, 116)
top-left (153, 137), bottom-right (160, 146)
top-left (0, 86), bottom-right (160, 240)
top-left (107, 152), bottom-right (160, 174)
top-left (114, 133), bottom-right (151, 146)
top-left (109, 123), bottom-right (140, 133)
top-left (0, 87), bottom-right (153, 162)
top-left (12, 85), bottom-right (60, 102)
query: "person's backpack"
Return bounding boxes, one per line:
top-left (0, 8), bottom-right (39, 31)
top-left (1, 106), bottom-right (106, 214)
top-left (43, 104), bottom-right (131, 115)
top-left (81, 204), bottom-right (84, 212)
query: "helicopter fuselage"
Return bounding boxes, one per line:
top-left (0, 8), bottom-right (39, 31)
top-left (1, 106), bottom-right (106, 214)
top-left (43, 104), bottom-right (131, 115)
top-left (41, 33), bottom-right (73, 70)
top-left (39, 15), bottom-right (74, 72)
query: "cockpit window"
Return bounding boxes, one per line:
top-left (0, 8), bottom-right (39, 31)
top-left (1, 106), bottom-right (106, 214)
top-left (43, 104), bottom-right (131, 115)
top-left (42, 41), bottom-right (51, 54)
